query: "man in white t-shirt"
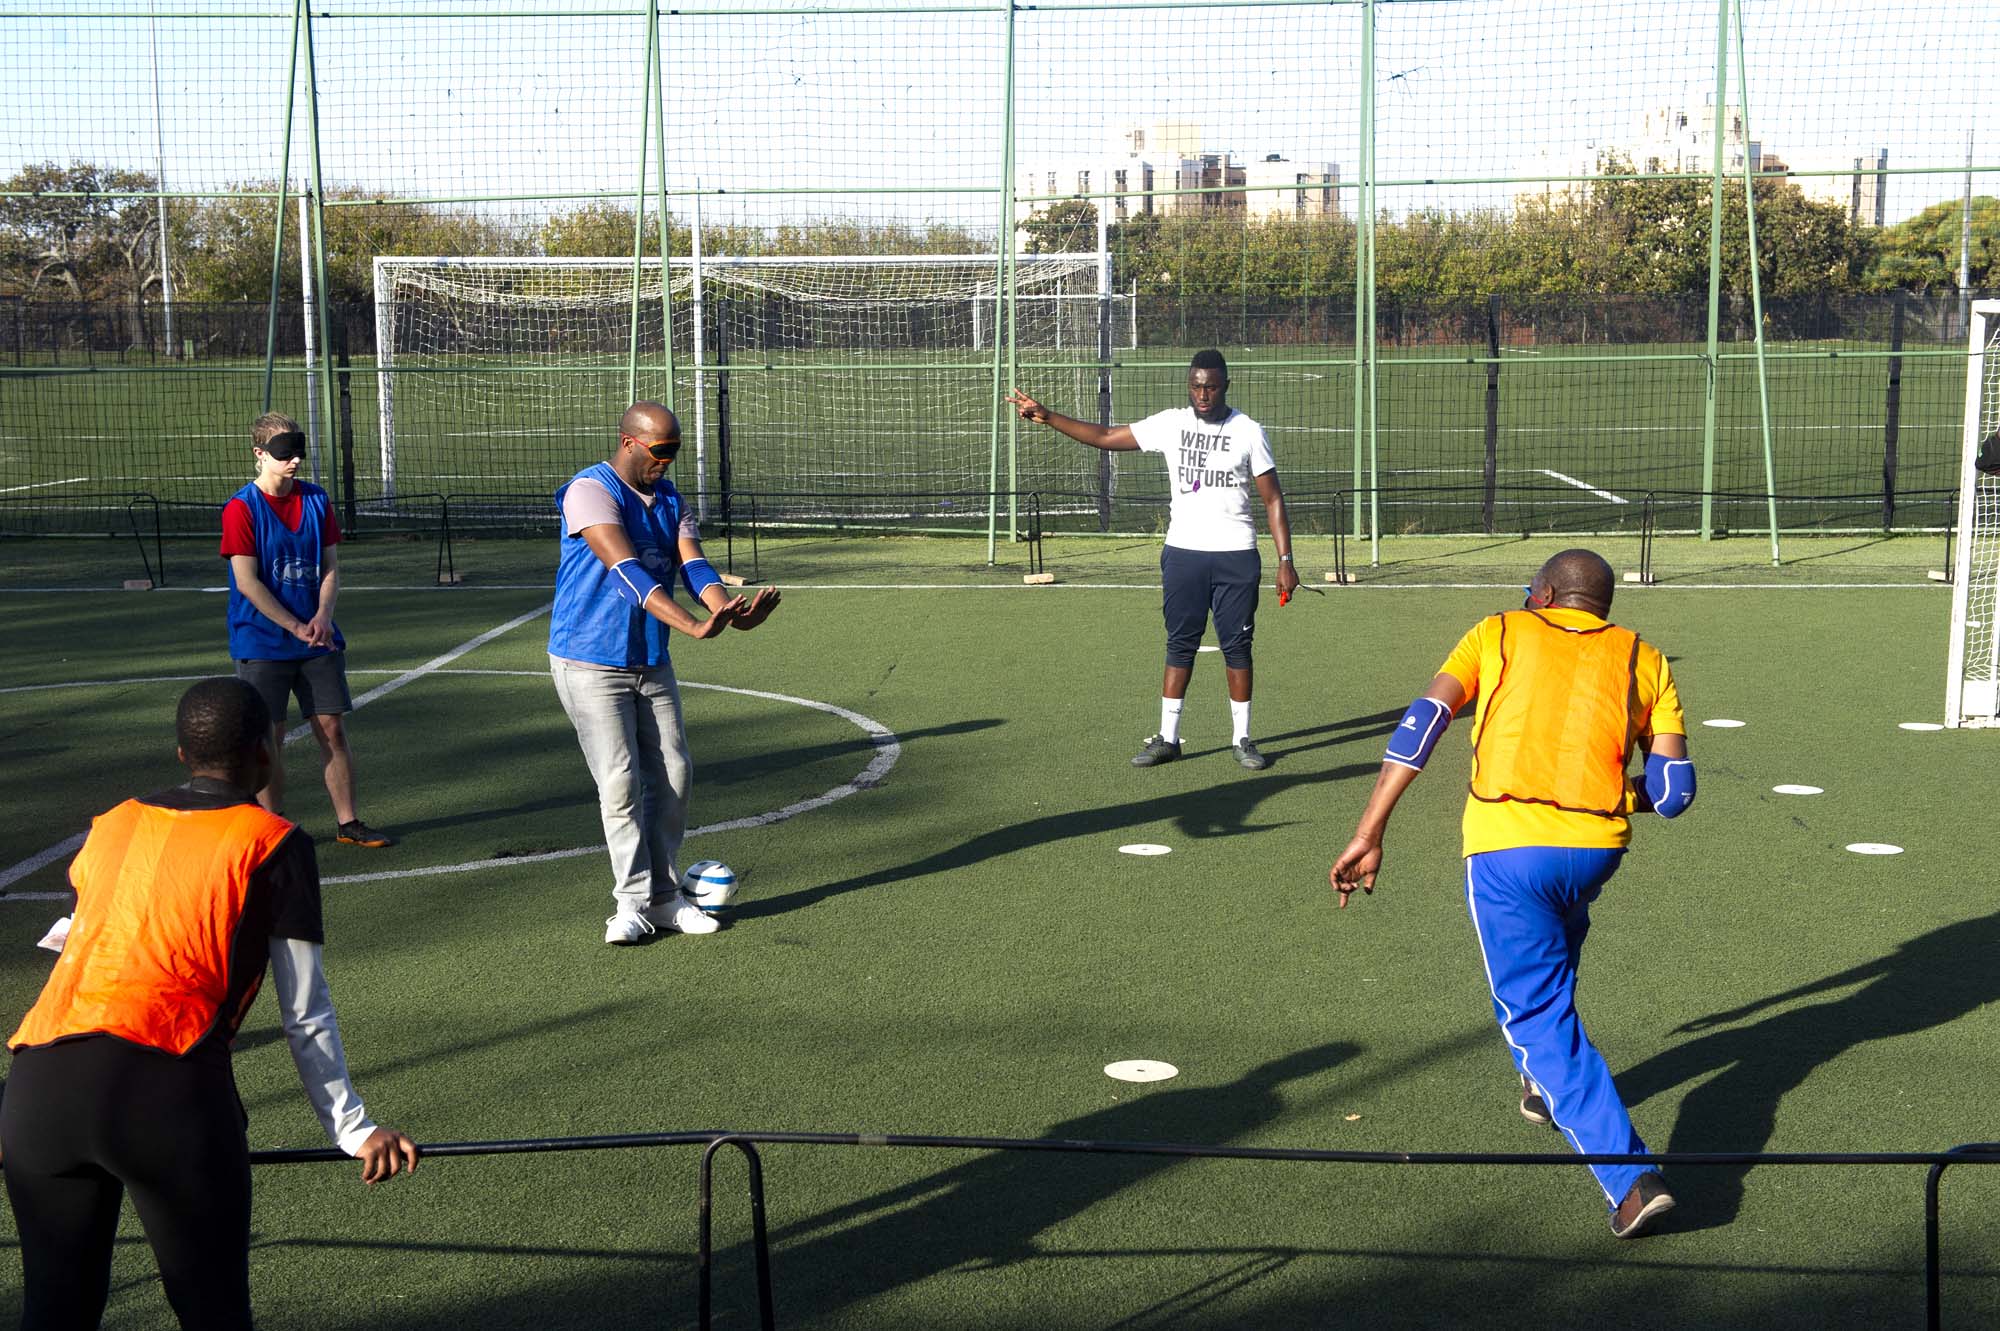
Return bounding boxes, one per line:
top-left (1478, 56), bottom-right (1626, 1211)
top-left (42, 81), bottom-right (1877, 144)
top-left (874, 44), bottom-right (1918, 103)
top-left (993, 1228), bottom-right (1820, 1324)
top-left (1008, 349), bottom-right (1298, 769)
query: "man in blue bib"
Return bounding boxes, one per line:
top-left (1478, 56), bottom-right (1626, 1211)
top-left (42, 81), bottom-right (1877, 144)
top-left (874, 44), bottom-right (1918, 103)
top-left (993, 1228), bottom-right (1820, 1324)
top-left (550, 401), bottom-right (781, 944)
top-left (222, 413), bottom-right (393, 848)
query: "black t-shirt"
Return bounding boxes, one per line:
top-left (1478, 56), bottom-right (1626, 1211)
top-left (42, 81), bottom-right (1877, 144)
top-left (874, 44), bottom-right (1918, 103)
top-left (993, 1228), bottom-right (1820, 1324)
top-left (138, 777), bottom-right (324, 1059)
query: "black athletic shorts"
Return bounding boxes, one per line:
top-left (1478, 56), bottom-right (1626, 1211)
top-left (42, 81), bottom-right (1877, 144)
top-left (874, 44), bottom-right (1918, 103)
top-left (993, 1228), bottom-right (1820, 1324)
top-left (236, 651), bottom-right (353, 723)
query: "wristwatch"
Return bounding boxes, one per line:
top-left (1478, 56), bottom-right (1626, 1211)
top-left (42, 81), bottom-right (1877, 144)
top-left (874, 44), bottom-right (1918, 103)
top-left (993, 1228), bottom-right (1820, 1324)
top-left (1278, 555), bottom-right (1293, 563)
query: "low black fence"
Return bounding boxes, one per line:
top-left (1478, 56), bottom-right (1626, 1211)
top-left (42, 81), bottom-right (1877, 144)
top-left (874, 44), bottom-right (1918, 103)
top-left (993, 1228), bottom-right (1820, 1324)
top-left (247, 1129), bottom-right (2000, 1330)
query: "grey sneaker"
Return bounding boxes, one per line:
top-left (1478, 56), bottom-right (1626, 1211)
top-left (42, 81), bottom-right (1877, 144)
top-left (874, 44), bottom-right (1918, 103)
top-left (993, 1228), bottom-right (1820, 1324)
top-left (1609, 1171), bottom-right (1676, 1239)
top-left (1233, 739), bottom-right (1268, 770)
top-left (1131, 734), bottom-right (1181, 767)
top-left (1519, 1075), bottom-right (1552, 1127)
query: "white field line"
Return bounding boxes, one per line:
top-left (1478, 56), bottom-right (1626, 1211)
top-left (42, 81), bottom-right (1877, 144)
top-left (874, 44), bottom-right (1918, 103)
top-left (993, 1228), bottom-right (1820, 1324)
top-left (0, 604), bottom-right (551, 894)
top-left (0, 667), bottom-right (899, 894)
top-left (323, 679), bottom-right (900, 885)
top-left (0, 476), bottom-right (89, 494)
top-left (1538, 468), bottom-right (1628, 504)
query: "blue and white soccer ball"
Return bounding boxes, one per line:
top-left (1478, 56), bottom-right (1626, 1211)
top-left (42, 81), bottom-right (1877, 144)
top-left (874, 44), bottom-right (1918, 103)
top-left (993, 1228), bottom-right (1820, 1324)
top-left (682, 860), bottom-right (738, 915)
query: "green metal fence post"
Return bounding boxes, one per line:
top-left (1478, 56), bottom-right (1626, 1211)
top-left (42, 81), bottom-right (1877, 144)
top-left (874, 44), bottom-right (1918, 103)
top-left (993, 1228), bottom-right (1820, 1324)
top-left (627, 4), bottom-right (657, 404)
top-left (1363, 0), bottom-right (1380, 563)
top-left (1352, 0), bottom-right (1373, 547)
top-left (261, 0), bottom-right (305, 411)
top-left (987, 0), bottom-right (1016, 565)
top-left (298, 0), bottom-right (342, 521)
top-left (649, 0), bottom-right (675, 412)
top-left (1700, 0), bottom-right (1729, 541)
top-left (1732, 0), bottom-right (1780, 564)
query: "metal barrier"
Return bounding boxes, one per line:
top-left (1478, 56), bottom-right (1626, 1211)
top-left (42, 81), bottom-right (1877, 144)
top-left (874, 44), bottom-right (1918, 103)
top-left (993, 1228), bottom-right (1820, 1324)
top-left (249, 1130), bottom-right (2000, 1330)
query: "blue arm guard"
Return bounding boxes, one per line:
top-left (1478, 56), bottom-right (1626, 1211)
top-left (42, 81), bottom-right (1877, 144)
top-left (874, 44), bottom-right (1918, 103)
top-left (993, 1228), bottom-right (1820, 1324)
top-left (609, 557), bottom-right (663, 610)
top-left (1384, 696), bottom-right (1453, 772)
top-left (1644, 751), bottom-right (1696, 818)
top-left (680, 557), bottom-right (723, 600)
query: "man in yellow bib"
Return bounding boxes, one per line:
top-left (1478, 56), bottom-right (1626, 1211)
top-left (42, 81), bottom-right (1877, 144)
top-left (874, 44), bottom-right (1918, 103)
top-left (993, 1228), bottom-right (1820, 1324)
top-left (1330, 549), bottom-right (1694, 1239)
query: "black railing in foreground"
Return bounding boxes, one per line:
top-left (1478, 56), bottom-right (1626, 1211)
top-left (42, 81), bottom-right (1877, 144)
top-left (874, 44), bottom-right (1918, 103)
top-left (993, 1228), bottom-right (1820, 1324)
top-left (249, 1131), bottom-right (2000, 1330)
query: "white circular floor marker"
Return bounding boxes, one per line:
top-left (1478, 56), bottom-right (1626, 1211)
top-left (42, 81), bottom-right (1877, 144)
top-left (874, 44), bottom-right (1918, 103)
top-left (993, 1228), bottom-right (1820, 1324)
top-left (1772, 784), bottom-right (1823, 795)
top-left (1702, 718), bottom-right (1747, 729)
top-left (1197, 645), bottom-right (1221, 653)
top-left (1845, 843), bottom-right (1904, 856)
top-left (1119, 843), bottom-right (1172, 857)
top-left (1105, 1060), bottom-right (1179, 1083)
top-left (1899, 722), bottom-right (1944, 732)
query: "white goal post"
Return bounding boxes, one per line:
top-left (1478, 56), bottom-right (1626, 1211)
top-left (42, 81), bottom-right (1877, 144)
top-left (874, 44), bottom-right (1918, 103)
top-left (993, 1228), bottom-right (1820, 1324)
top-left (1945, 299), bottom-right (2000, 728)
top-left (371, 254), bottom-right (1138, 517)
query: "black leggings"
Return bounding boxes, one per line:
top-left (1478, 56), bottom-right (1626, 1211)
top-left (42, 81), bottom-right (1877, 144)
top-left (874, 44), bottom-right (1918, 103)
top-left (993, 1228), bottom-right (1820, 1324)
top-left (3, 1038), bottom-right (254, 1331)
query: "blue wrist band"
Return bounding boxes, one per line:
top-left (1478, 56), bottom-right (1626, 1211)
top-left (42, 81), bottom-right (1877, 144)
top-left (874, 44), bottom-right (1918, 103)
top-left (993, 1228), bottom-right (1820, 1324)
top-left (680, 557), bottom-right (722, 599)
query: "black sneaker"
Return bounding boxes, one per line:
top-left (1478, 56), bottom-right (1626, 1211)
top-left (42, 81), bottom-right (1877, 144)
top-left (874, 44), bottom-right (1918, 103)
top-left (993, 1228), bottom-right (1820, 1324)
top-left (1131, 734), bottom-right (1181, 767)
top-left (336, 820), bottom-right (397, 848)
top-left (1233, 739), bottom-right (1269, 770)
top-left (1519, 1075), bottom-right (1552, 1127)
top-left (1609, 1171), bottom-right (1676, 1239)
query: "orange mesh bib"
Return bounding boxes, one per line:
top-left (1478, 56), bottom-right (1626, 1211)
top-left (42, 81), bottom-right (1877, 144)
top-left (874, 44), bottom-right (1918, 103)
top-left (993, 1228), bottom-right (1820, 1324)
top-left (1468, 610), bottom-right (1640, 818)
top-left (12, 800), bottom-right (294, 1055)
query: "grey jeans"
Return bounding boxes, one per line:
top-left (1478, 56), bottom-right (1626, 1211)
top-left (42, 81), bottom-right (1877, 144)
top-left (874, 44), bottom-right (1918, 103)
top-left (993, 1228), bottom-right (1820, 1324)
top-left (550, 654), bottom-right (691, 911)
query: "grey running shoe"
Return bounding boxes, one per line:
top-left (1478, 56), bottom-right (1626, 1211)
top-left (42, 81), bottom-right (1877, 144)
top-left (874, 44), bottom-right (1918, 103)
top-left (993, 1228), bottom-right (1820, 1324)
top-left (1233, 739), bottom-right (1269, 770)
top-left (1610, 1172), bottom-right (1676, 1239)
top-left (1131, 734), bottom-right (1181, 767)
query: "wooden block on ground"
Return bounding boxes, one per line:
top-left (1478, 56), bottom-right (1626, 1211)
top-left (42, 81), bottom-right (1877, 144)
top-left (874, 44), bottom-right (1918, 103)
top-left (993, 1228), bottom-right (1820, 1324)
top-left (720, 572), bottom-right (747, 587)
top-left (122, 578), bottom-right (154, 591)
top-left (1623, 571), bottom-right (1645, 583)
top-left (437, 572), bottom-right (465, 585)
top-left (1323, 571), bottom-right (1359, 585)
top-left (1928, 570), bottom-right (1950, 582)
top-left (1022, 572), bottom-right (1057, 585)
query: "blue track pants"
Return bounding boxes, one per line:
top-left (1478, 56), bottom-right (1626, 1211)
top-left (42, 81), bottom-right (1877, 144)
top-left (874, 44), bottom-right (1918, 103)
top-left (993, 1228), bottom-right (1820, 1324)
top-left (1463, 846), bottom-right (1648, 1206)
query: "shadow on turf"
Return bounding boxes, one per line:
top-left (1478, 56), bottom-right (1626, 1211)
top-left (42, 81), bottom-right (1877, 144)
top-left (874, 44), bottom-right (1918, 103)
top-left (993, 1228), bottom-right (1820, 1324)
top-left (315, 1041), bottom-right (1362, 1330)
top-left (374, 718), bottom-right (1003, 840)
top-left (731, 708), bottom-right (1403, 922)
top-left (1618, 909), bottom-right (2000, 1231)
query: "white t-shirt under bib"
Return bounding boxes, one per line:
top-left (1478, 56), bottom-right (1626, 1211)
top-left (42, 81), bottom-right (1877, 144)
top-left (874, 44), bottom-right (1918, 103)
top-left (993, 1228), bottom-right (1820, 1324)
top-left (1129, 406), bottom-right (1276, 552)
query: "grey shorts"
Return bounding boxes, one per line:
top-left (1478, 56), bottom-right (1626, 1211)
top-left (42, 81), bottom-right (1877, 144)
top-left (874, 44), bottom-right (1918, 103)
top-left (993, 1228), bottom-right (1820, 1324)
top-left (235, 652), bottom-right (353, 724)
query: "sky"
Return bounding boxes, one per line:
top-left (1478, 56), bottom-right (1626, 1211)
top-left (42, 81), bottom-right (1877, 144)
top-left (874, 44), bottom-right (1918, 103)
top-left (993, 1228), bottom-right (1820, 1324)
top-left (1, 0), bottom-right (1992, 235)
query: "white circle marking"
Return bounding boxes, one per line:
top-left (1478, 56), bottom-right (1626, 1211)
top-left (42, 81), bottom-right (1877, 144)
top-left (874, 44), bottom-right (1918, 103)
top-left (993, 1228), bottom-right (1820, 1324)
top-left (1845, 843), bottom-right (1904, 856)
top-left (1119, 843), bottom-right (1172, 857)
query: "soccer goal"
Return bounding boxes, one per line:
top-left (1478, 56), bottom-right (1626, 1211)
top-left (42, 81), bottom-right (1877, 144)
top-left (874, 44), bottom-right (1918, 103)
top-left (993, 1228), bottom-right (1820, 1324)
top-left (372, 254), bottom-right (1135, 524)
top-left (1945, 299), bottom-right (2000, 728)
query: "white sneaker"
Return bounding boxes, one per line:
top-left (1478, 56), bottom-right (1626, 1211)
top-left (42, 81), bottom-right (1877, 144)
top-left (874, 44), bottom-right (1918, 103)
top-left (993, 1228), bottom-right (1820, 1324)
top-left (642, 891), bottom-right (721, 935)
top-left (604, 909), bottom-right (656, 945)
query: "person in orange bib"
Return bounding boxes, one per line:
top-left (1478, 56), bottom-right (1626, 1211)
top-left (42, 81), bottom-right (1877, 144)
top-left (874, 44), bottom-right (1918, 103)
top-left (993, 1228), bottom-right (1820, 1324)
top-left (2, 678), bottom-right (416, 1331)
top-left (1330, 549), bottom-right (1695, 1240)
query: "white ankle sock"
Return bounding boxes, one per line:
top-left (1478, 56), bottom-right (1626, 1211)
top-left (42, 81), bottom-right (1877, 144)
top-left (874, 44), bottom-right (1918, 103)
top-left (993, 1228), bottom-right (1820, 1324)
top-left (1230, 699), bottom-right (1252, 744)
top-left (1159, 697), bottom-right (1184, 743)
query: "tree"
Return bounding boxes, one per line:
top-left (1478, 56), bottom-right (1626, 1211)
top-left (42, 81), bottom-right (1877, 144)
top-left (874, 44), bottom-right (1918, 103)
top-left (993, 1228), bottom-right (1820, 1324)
top-left (1021, 198), bottom-right (1098, 255)
top-left (1865, 196), bottom-right (1999, 293)
top-left (0, 163), bottom-right (163, 309)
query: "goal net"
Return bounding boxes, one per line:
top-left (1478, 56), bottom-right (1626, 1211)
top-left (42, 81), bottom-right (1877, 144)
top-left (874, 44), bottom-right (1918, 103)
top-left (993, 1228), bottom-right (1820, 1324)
top-left (1946, 300), bottom-right (2000, 728)
top-left (372, 254), bottom-right (1136, 527)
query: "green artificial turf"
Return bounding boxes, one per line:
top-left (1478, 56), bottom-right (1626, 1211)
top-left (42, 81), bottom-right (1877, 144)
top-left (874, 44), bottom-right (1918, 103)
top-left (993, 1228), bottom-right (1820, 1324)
top-left (2, 536), bottom-right (1998, 1328)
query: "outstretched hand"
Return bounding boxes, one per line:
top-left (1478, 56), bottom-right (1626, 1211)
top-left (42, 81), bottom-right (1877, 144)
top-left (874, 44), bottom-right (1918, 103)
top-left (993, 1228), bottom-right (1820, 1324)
top-left (1329, 833), bottom-right (1382, 910)
top-left (1006, 389), bottom-right (1049, 424)
top-left (730, 585), bottom-right (781, 631)
top-left (689, 595), bottom-right (747, 639)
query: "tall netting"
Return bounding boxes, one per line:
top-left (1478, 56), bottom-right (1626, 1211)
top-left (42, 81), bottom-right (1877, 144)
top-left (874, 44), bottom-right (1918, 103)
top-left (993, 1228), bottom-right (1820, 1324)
top-left (1946, 305), bottom-right (2000, 727)
top-left (3, 0), bottom-right (1997, 543)
top-left (375, 254), bottom-right (1125, 526)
